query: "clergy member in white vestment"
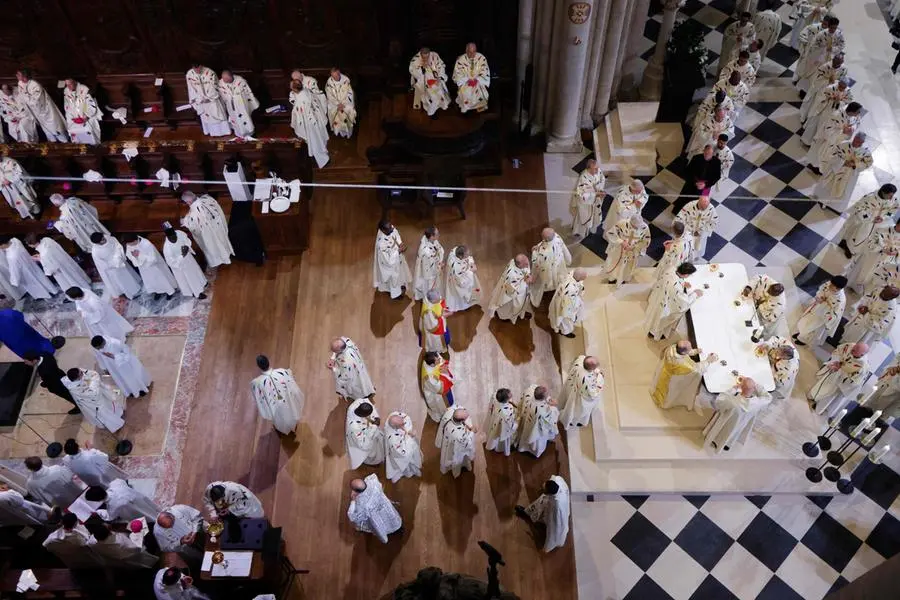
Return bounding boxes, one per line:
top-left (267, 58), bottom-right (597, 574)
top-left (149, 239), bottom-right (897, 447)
top-left (794, 276), bottom-right (848, 346)
top-left (716, 134), bottom-right (734, 187)
top-left (800, 55), bottom-right (847, 123)
top-left (548, 268), bottom-right (587, 338)
top-left (444, 245), bottom-right (481, 312)
top-left (421, 351), bottom-right (454, 422)
top-left (530, 228), bottom-right (572, 307)
top-left (345, 399), bottom-right (385, 469)
top-left (125, 235), bottom-right (177, 298)
top-left (43, 514), bottom-right (97, 568)
top-left (88, 525), bottom-right (157, 568)
top-left (718, 13), bottom-right (756, 76)
top-left (24, 456), bottom-right (83, 508)
top-left (420, 290), bottom-right (451, 353)
top-left (487, 254), bottom-right (533, 323)
top-left (801, 80), bottom-right (852, 147)
top-left (413, 226), bottom-right (444, 301)
top-left (646, 262), bottom-right (703, 341)
top-left (217, 70), bottom-right (258, 138)
top-left (692, 89), bottom-right (733, 134)
top-left (0, 251), bottom-right (24, 302)
top-left (67, 286), bottom-right (133, 341)
top-left (807, 102), bottom-right (861, 171)
top-left (328, 337), bottom-right (376, 400)
top-left (651, 341), bottom-right (718, 413)
top-left (559, 356), bottom-right (604, 429)
top-left (180, 191), bottom-right (234, 268)
top-left (436, 407), bottom-right (476, 477)
top-left (0, 157), bottom-right (40, 219)
top-left (348, 475), bottom-right (402, 543)
top-left (91, 335), bottom-right (151, 398)
top-left (202, 481), bottom-right (263, 520)
top-left (63, 367), bottom-right (125, 432)
top-left (515, 476), bottom-right (570, 552)
top-left (867, 254), bottom-right (900, 297)
top-left (62, 439), bottom-right (127, 487)
top-left (384, 412), bottom-right (423, 482)
top-left (154, 505), bottom-right (203, 558)
top-left (656, 222), bottom-right (693, 279)
top-left (570, 160), bottom-right (606, 238)
top-left (154, 568), bottom-right (211, 600)
top-left (251, 355), bottom-right (303, 436)
top-left (289, 76), bottom-right (331, 168)
top-left (325, 67), bottom-right (357, 138)
top-left (453, 43), bottom-right (490, 113)
top-left (867, 357), bottom-right (900, 423)
top-left (753, 9), bottom-right (782, 58)
top-left (163, 228), bottom-right (208, 299)
top-left (718, 51), bottom-right (757, 88)
top-left (16, 69), bottom-right (68, 142)
top-left (410, 48), bottom-right (450, 116)
top-left (29, 236), bottom-right (90, 292)
top-left (713, 72), bottom-right (750, 119)
top-left (0, 483), bottom-right (48, 526)
top-left (88, 479), bottom-right (160, 522)
top-left (517, 385), bottom-right (559, 458)
top-left (742, 274), bottom-right (786, 339)
top-left (757, 337), bottom-right (800, 401)
top-left (796, 17), bottom-right (845, 91)
top-left (686, 107), bottom-right (734, 160)
top-left (373, 220), bottom-right (412, 299)
top-left (838, 184), bottom-right (899, 260)
top-left (845, 221), bottom-right (900, 294)
top-left (186, 64), bottom-right (231, 137)
top-left (3, 238), bottom-right (57, 299)
top-left (485, 388), bottom-right (520, 456)
top-left (50, 194), bottom-right (109, 253)
top-left (90, 233), bottom-right (142, 299)
top-left (841, 286), bottom-right (900, 345)
top-left (809, 342), bottom-right (869, 418)
top-left (704, 377), bottom-right (772, 452)
top-left (62, 79), bottom-right (101, 144)
top-left (605, 214), bottom-right (650, 285)
top-left (790, 2), bottom-right (825, 49)
top-left (0, 84), bottom-right (38, 142)
top-left (604, 180), bottom-right (647, 241)
top-left (680, 196), bottom-right (719, 262)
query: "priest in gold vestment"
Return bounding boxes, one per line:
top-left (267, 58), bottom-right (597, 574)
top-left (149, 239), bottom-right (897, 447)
top-left (651, 341), bottom-right (718, 413)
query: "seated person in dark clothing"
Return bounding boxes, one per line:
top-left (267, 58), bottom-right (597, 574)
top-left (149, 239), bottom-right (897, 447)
top-left (674, 144), bottom-right (721, 215)
top-left (22, 336), bottom-right (80, 414)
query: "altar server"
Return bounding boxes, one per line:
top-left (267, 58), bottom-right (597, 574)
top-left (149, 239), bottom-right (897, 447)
top-left (154, 568), bottom-right (211, 600)
top-left (63, 78), bottom-right (102, 144)
top-left (180, 191), bottom-right (234, 268)
top-left (251, 355), bottom-right (304, 435)
top-left (163, 227), bottom-right (208, 299)
top-left (604, 180), bottom-right (647, 241)
top-left (841, 286), bottom-right (900, 345)
top-left (558, 356), bottom-right (604, 429)
top-left (517, 385), bottom-right (559, 458)
top-left (63, 367), bottom-right (125, 432)
top-left (124, 235), bottom-right (177, 298)
top-left (793, 276), bottom-right (848, 346)
top-left (421, 351), bottom-right (454, 422)
top-left (548, 268), bottom-right (587, 338)
top-left (704, 377), bottom-right (771, 452)
top-left (16, 69), bottom-right (68, 142)
top-left (570, 160), bottom-right (605, 238)
top-left (49, 194), bottom-right (109, 253)
top-left (719, 12), bottom-right (756, 76)
top-left (43, 513), bottom-right (95, 567)
top-left (646, 262), bottom-right (702, 341)
top-left (838, 184), bottom-right (899, 260)
top-left (409, 47), bottom-right (450, 116)
top-left (91, 335), bottom-right (151, 398)
top-left (453, 43), bottom-right (490, 113)
top-left (487, 254), bottom-right (533, 323)
top-left (348, 475), bottom-right (402, 543)
top-left (656, 221), bottom-right (693, 278)
top-left (530, 228), bottom-right (572, 306)
top-left (679, 195), bottom-right (718, 262)
top-left (3, 238), bottom-right (56, 299)
top-left (217, 69), bottom-right (258, 138)
top-left (485, 388), bottom-right (519, 456)
top-left (651, 341), bottom-right (717, 412)
top-left (757, 337), bottom-right (800, 401)
top-left (436, 407), bottom-right (476, 478)
top-left (24, 456), bottom-right (82, 507)
top-left (62, 439), bottom-right (127, 487)
top-left (325, 67), bottom-right (357, 138)
top-left (90, 233), bottom-right (141, 299)
top-left (384, 412), bottom-right (422, 482)
top-left (289, 75), bottom-right (330, 168)
top-left (328, 337), bottom-right (375, 400)
top-left (604, 214), bottom-right (650, 285)
top-left (346, 399), bottom-right (385, 469)
top-left (67, 286), bottom-right (133, 341)
top-left (814, 132), bottom-right (873, 212)
top-left (0, 483), bottom-right (48, 526)
top-left (29, 236), bottom-right (90, 291)
top-left (0, 83), bottom-right (37, 142)
top-left (154, 505), bottom-right (203, 557)
top-left (202, 481), bottom-right (263, 520)
top-left (809, 342), bottom-right (869, 418)
top-left (413, 226), bottom-right (444, 301)
top-left (444, 245), bottom-right (482, 311)
top-left (420, 290), bottom-right (451, 353)
top-left (186, 64), bottom-right (230, 137)
top-left (515, 475), bottom-right (570, 552)
top-left (743, 274), bottom-right (786, 339)
top-left (373, 220), bottom-right (412, 299)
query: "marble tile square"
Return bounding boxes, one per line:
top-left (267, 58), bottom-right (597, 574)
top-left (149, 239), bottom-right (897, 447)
top-left (709, 242), bottom-right (758, 267)
top-left (693, 5), bottom-right (730, 29)
top-left (788, 168), bottom-right (820, 197)
top-left (712, 204), bottom-right (753, 239)
top-left (647, 544), bottom-right (708, 600)
top-left (700, 497), bottom-right (762, 539)
top-left (733, 112), bottom-right (769, 139)
top-left (801, 512), bottom-right (863, 573)
top-left (702, 231), bottom-right (729, 261)
top-left (840, 542), bottom-right (887, 582)
top-left (623, 575), bottom-right (675, 600)
top-left (865, 512), bottom-right (900, 560)
top-left (647, 168), bottom-right (687, 197)
top-left (761, 495), bottom-right (824, 540)
top-left (824, 492), bottom-right (891, 540)
top-left (779, 133), bottom-right (811, 162)
top-left (730, 223), bottom-right (779, 260)
top-left (732, 134), bottom-right (776, 166)
top-left (759, 150), bottom-right (806, 185)
top-left (639, 496), bottom-right (702, 539)
top-left (775, 544), bottom-right (840, 600)
top-left (781, 222), bottom-right (827, 259)
top-left (755, 575), bottom-right (804, 600)
top-left (675, 512), bottom-right (734, 571)
top-left (736, 512), bottom-right (798, 571)
top-left (710, 544), bottom-right (773, 600)
top-left (724, 154), bottom-right (758, 185)
top-left (751, 205), bottom-right (799, 239)
top-left (741, 169), bottom-right (789, 200)
top-left (611, 512), bottom-right (672, 571)
top-left (752, 118), bottom-right (795, 148)
top-left (800, 205), bottom-right (845, 241)
top-left (851, 462), bottom-right (900, 510)
top-left (711, 177), bottom-right (740, 202)
top-left (770, 103), bottom-right (803, 133)
top-left (687, 575), bottom-right (738, 600)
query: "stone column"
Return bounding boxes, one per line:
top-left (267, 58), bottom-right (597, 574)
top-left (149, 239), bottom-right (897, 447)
top-left (619, 0), bottom-right (653, 94)
top-left (638, 0), bottom-right (683, 100)
top-left (514, 0), bottom-right (536, 126)
top-left (529, 0), bottom-right (557, 134)
top-left (592, 0), bottom-right (631, 119)
top-left (579, 0), bottom-right (611, 129)
top-left (547, 1), bottom-right (595, 153)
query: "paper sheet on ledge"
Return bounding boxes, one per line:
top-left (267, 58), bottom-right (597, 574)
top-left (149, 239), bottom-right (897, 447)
top-left (201, 551), bottom-right (253, 577)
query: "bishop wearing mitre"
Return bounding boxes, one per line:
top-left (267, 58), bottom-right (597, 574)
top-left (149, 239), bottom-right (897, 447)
top-left (67, 286), bottom-right (133, 341)
top-left (180, 191), bottom-right (234, 268)
top-left (419, 290), bottom-right (451, 353)
top-left (345, 399), bottom-right (385, 469)
top-left (325, 67), bottom-right (356, 138)
top-left (218, 69), bottom-right (259, 138)
top-left (793, 276), bottom-right (847, 347)
top-left (645, 262), bottom-right (702, 341)
top-left (421, 351), bottom-right (454, 422)
top-left (485, 388), bottom-right (519, 456)
top-left (453, 43), bottom-right (490, 113)
top-left (49, 194), bottom-right (109, 253)
top-left (250, 355), bottom-right (304, 435)
top-left (704, 377), bottom-right (771, 452)
top-left (384, 411), bottom-right (422, 482)
top-left (91, 335), bottom-right (152, 398)
top-left (29, 236), bottom-right (90, 292)
top-left (605, 215), bottom-right (651, 285)
top-left (328, 337), bottom-right (376, 400)
top-left (413, 227), bottom-right (444, 301)
top-left (530, 228), bottom-right (572, 307)
top-left (444, 245), bottom-right (481, 312)
top-left (410, 48), bottom-right (450, 116)
top-left (651, 341), bottom-right (718, 413)
top-left (436, 407), bottom-right (476, 478)
top-left (558, 356), bottom-right (604, 429)
top-left (0, 157), bottom-right (40, 219)
top-left (517, 385), bottom-right (559, 458)
top-left (570, 160), bottom-right (605, 238)
top-left (124, 234), bottom-right (178, 298)
top-left (0, 83), bottom-right (38, 142)
top-left (515, 476), bottom-right (570, 552)
top-left (488, 254), bottom-right (533, 323)
top-left (62, 367), bottom-right (125, 433)
top-left (62, 78), bottom-right (102, 145)
top-left (809, 342), bottom-right (869, 418)
top-left (89, 233), bottom-right (142, 299)
top-left (16, 69), bottom-right (68, 142)
top-left (548, 268), bottom-right (587, 338)
top-left (186, 64), bottom-right (231, 137)
top-left (289, 73), bottom-right (330, 168)
top-left (841, 286), bottom-right (900, 346)
top-left (373, 220), bottom-right (412, 299)
top-left (163, 227), bottom-right (208, 299)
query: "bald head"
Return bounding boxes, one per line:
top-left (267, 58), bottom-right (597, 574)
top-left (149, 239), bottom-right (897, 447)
top-left (388, 414), bottom-right (405, 429)
top-left (514, 254), bottom-right (530, 269)
top-left (739, 377), bottom-right (757, 397)
top-left (426, 289), bottom-right (442, 303)
top-left (350, 478), bottom-right (367, 493)
top-left (629, 179), bottom-right (644, 194)
top-left (583, 356), bottom-right (599, 371)
top-left (452, 408), bottom-right (469, 422)
top-left (630, 214), bottom-right (644, 228)
top-left (330, 337), bottom-right (347, 353)
top-left (573, 268), bottom-right (587, 282)
top-left (880, 285), bottom-right (900, 301)
top-left (851, 343), bottom-right (869, 358)
top-left (541, 227), bottom-right (555, 242)
top-left (156, 512), bottom-right (175, 528)
top-left (676, 340), bottom-right (693, 355)
top-left (698, 196), bottom-right (711, 209)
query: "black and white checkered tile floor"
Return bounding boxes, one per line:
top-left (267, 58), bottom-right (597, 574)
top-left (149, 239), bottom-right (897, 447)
top-left (575, 1), bottom-right (900, 599)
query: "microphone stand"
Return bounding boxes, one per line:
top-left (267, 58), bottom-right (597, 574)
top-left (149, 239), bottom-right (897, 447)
top-left (94, 406), bottom-right (134, 456)
top-left (17, 416), bottom-right (63, 458)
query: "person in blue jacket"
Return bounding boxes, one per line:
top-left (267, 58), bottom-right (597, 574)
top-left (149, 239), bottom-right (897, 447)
top-left (0, 308), bottom-right (54, 358)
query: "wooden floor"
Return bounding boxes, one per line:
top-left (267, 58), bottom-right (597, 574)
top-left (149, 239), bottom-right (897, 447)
top-left (176, 152), bottom-right (577, 600)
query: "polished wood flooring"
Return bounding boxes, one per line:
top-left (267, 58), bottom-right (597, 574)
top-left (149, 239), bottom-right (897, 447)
top-left (176, 153), bottom-right (577, 600)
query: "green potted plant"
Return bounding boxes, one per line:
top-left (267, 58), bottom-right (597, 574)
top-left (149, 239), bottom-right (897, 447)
top-left (658, 19), bottom-right (710, 122)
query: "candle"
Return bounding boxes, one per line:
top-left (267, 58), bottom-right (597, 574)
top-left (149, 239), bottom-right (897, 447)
top-left (828, 409), bottom-right (847, 427)
top-left (861, 427), bottom-right (882, 447)
top-left (850, 417), bottom-right (871, 438)
top-left (868, 444), bottom-right (891, 464)
top-left (870, 410), bottom-right (883, 423)
top-left (857, 386), bottom-right (878, 406)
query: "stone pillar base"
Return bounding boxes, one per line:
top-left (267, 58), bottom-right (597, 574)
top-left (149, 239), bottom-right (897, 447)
top-left (546, 134), bottom-right (585, 154)
top-left (639, 60), bottom-right (664, 101)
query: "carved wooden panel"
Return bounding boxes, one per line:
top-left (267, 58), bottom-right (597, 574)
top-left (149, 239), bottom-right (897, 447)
top-left (57, 0), bottom-right (151, 74)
